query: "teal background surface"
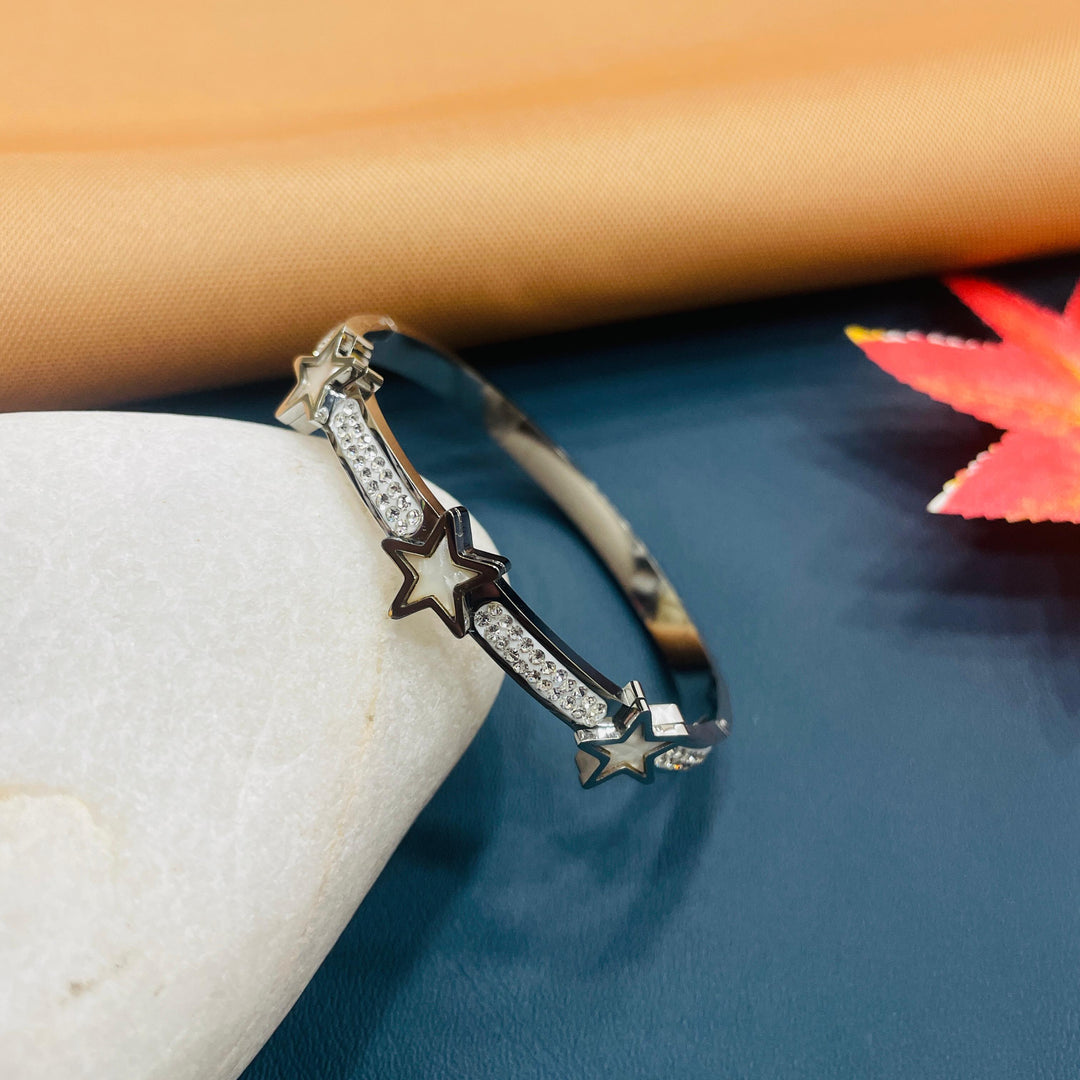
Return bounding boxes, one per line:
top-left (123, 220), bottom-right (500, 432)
top-left (137, 258), bottom-right (1080, 1079)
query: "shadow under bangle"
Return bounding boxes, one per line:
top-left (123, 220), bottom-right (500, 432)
top-left (276, 317), bottom-right (730, 789)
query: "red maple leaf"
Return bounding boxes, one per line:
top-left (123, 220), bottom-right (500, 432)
top-left (846, 276), bottom-right (1080, 523)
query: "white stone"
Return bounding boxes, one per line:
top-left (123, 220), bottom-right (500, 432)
top-left (0, 410), bottom-right (503, 1080)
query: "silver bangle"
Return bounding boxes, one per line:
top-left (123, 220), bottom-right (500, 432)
top-left (276, 317), bottom-right (730, 788)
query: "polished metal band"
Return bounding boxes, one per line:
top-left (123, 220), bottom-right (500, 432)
top-left (276, 317), bottom-right (729, 788)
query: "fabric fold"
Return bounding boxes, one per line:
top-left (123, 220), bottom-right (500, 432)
top-left (2, 1), bottom-right (1080, 409)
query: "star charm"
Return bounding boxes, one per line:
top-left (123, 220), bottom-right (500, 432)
top-left (575, 712), bottom-right (676, 788)
top-left (276, 327), bottom-right (372, 432)
top-left (382, 506), bottom-right (508, 637)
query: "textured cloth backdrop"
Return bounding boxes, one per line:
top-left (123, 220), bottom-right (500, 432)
top-left (2, 0), bottom-right (1080, 410)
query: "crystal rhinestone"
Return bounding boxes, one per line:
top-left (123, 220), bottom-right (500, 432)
top-left (464, 599), bottom-right (613, 722)
top-left (655, 745), bottom-right (712, 771)
top-left (314, 406), bottom-right (329, 423)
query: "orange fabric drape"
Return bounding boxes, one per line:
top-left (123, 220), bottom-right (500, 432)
top-left (2, 1), bottom-right (1080, 410)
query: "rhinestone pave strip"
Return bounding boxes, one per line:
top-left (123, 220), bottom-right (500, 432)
top-left (654, 745), bottom-right (711, 771)
top-left (473, 601), bottom-right (609, 727)
top-left (329, 398), bottom-right (424, 538)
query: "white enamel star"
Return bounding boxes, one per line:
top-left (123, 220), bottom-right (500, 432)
top-left (382, 506), bottom-right (509, 637)
top-left (398, 534), bottom-right (484, 620)
top-left (575, 712), bottom-right (675, 787)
